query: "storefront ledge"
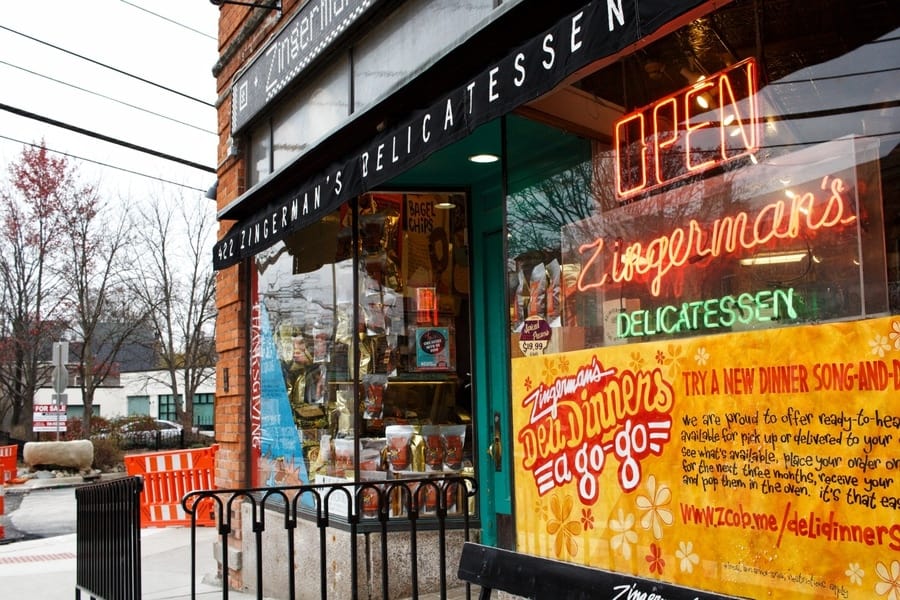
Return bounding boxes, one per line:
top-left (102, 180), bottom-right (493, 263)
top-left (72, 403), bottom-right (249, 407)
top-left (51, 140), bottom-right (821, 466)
top-left (214, 539), bottom-right (242, 571)
top-left (238, 501), bottom-right (477, 599)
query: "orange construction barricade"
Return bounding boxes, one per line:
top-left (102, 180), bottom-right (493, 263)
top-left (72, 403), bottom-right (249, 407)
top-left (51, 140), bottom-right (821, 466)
top-left (0, 444), bottom-right (17, 515)
top-left (0, 444), bottom-right (16, 484)
top-left (124, 444), bottom-right (218, 527)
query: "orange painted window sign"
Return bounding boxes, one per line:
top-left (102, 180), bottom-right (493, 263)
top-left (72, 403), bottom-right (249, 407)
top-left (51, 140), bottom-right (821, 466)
top-left (416, 286), bottom-right (438, 325)
top-left (614, 58), bottom-right (759, 199)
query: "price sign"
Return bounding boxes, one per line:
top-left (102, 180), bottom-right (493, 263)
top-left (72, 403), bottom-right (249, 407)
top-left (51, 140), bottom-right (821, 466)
top-left (518, 316), bottom-right (551, 357)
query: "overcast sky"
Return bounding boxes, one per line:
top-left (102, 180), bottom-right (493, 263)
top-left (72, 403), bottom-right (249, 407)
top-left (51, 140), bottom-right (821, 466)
top-left (0, 0), bottom-right (219, 202)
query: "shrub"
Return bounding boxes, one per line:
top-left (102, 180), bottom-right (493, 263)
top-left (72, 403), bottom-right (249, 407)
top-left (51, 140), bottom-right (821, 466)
top-left (91, 437), bottom-right (124, 472)
top-left (64, 415), bottom-right (112, 440)
top-left (113, 414), bottom-right (158, 431)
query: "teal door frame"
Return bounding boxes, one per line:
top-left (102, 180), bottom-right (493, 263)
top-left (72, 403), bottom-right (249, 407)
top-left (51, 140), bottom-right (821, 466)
top-left (469, 122), bottom-right (514, 547)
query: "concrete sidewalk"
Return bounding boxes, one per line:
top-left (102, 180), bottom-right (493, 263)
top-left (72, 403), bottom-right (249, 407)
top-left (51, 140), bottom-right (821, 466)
top-left (0, 526), bottom-right (259, 600)
top-left (0, 473), bottom-right (259, 599)
top-left (0, 474), bottom-right (477, 599)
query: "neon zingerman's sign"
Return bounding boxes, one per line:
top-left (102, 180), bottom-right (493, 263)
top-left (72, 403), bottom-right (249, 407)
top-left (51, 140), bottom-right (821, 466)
top-left (614, 58), bottom-right (759, 199)
top-left (576, 175), bottom-right (857, 297)
top-left (616, 288), bottom-right (798, 338)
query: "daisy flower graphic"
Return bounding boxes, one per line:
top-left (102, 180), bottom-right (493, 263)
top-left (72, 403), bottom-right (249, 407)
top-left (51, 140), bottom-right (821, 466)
top-left (675, 541), bottom-right (700, 574)
top-left (870, 334), bottom-right (891, 358)
top-left (875, 560), bottom-right (900, 600)
top-left (609, 508), bottom-right (638, 560)
top-left (546, 494), bottom-right (582, 559)
top-left (636, 475), bottom-right (673, 540)
top-left (845, 562), bottom-right (863, 586)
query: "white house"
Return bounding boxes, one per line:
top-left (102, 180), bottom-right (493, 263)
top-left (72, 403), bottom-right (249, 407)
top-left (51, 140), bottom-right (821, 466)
top-left (34, 368), bottom-right (216, 430)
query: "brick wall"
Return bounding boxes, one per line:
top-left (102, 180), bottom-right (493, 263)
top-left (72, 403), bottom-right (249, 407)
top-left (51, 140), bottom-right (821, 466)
top-left (211, 3), bottom-right (305, 589)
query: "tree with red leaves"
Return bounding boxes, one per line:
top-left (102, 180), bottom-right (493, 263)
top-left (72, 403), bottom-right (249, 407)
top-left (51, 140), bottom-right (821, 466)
top-left (0, 142), bottom-right (79, 438)
top-left (0, 142), bottom-right (155, 440)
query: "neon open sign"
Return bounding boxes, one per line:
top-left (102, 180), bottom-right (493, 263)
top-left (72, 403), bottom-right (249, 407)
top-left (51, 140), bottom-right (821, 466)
top-left (614, 58), bottom-right (759, 199)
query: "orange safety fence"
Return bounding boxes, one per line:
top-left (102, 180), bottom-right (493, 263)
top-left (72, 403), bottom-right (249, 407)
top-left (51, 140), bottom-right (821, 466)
top-left (123, 444), bottom-right (218, 527)
top-left (0, 444), bottom-right (17, 516)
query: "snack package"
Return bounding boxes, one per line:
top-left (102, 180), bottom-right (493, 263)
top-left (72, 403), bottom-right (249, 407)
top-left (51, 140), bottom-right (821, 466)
top-left (364, 290), bottom-right (386, 335)
top-left (385, 424), bottom-right (414, 471)
top-left (410, 427), bottom-right (426, 472)
top-left (528, 262), bottom-right (548, 318)
top-left (359, 470), bottom-right (389, 518)
top-left (561, 263), bottom-right (581, 327)
top-left (414, 480), bottom-right (439, 514)
top-left (514, 268), bottom-right (528, 331)
top-left (441, 425), bottom-right (467, 470)
top-left (362, 375), bottom-right (387, 420)
top-left (310, 433), bottom-right (332, 476)
top-left (421, 425), bottom-right (444, 472)
top-left (333, 438), bottom-right (355, 476)
top-left (546, 258), bottom-right (562, 327)
top-left (333, 389), bottom-right (354, 436)
top-left (360, 438), bottom-right (385, 472)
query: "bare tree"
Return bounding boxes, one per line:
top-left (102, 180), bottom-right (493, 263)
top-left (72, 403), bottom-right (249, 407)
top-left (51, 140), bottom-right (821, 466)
top-left (0, 143), bottom-right (81, 439)
top-left (507, 158), bottom-right (599, 258)
top-left (56, 188), bottom-right (149, 438)
top-left (131, 192), bottom-right (217, 431)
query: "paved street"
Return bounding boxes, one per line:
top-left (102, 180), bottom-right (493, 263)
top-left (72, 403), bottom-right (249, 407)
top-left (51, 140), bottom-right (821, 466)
top-left (2, 485), bottom-right (76, 542)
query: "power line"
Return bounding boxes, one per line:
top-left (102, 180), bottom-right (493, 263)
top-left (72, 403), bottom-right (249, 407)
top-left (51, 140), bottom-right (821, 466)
top-left (0, 60), bottom-right (216, 136)
top-left (0, 24), bottom-right (215, 109)
top-left (0, 133), bottom-right (207, 193)
top-left (0, 102), bottom-right (216, 173)
top-left (118, 0), bottom-right (218, 42)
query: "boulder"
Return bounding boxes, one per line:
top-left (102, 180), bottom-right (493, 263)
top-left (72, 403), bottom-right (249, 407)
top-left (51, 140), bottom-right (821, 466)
top-left (23, 440), bottom-right (94, 471)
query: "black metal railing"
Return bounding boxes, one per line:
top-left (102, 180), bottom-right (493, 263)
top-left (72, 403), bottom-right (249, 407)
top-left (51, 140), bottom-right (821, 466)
top-left (75, 475), bottom-right (143, 600)
top-left (183, 474), bottom-right (478, 600)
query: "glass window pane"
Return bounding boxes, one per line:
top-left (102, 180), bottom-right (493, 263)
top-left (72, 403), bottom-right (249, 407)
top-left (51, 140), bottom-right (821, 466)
top-left (507, 1), bottom-right (899, 355)
top-left (253, 194), bottom-right (473, 499)
top-left (272, 57), bottom-right (350, 171)
top-left (247, 121), bottom-right (271, 187)
top-left (353, 1), bottom-right (494, 110)
top-left (505, 116), bottom-right (592, 357)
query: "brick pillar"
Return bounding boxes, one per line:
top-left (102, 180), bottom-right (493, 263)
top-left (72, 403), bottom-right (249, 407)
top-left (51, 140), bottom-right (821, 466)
top-left (215, 258), bottom-right (249, 590)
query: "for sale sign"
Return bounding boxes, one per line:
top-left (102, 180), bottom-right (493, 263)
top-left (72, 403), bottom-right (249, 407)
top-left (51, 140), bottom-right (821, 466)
top-left (33, 401), bottom-right (67, 433)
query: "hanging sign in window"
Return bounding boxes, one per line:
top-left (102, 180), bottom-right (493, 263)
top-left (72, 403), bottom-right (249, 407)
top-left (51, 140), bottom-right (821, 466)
top-left (614, 58), bottom-right (759, 199)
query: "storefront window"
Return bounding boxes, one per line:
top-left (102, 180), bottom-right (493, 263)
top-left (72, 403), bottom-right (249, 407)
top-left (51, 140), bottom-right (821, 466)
top-left (352, 0), bottom-right (495, 110)
top-left (506, 1), bottom-right (900, 596)
top-left (272, 57), bottom-right (350, 172)
top-left (508, 0), bottom-right (899, 355)
top-left (252, 192), bottom-right (473, 517)
top-left (248, 121), bottom-right (271, 187)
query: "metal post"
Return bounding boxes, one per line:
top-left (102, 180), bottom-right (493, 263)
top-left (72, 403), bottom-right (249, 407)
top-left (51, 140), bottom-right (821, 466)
top-left (52, 342), bottom-right (69, 441)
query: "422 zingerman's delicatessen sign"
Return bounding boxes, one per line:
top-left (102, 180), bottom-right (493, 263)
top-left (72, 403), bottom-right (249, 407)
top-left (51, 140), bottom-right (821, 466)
top-left (510, 42), bottom-right (900, 600)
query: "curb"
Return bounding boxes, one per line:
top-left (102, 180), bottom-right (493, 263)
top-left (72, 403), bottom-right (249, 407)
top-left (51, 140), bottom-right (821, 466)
top-left (5, 472), bottom-right (128, 494)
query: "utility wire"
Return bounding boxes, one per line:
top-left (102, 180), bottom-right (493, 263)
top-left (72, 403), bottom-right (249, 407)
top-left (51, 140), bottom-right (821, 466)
top-left (119, 0), bottom-right (218, 42)
top-left (0, 102), bottom-right (216, 173)
top-left (0, 60), bottom-right (216, 135)
top-left (0, 133), bottom-right (207, 193)
top-left (0, 24), bottom-right (215, 108)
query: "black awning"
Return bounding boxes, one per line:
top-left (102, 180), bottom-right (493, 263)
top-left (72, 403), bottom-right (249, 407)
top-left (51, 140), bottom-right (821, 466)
top-left (213, 0), bottom-right (709, 270)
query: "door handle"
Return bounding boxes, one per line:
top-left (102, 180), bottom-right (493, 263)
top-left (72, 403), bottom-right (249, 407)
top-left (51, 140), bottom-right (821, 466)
top-left (487, 411), bottom-right (502, 471)
top-left (487, 439), bottom-right (502, 469)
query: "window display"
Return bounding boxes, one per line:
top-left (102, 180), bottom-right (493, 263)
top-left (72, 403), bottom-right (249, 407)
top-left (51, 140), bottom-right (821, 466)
top-left (505, 1), bottom-right (900, 597)
top-left (251, 191), bottom-right (473, 516)
top-left (507, 0), bottom-right (899, 356)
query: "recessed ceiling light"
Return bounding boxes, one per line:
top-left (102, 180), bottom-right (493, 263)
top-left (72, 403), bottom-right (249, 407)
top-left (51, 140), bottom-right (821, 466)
top-left (468, 153), bottom-right (499, 164)
top-left (436, 201), bottom-right (456, 209)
